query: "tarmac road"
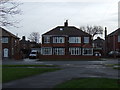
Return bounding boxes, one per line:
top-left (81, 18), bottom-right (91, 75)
top-left (2, 58), bottom-right (120, 89)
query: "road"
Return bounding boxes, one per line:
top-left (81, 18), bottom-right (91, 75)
top-left (2, 58), bottom-right (120, 89)
top-left (2, 58), bottom-right (120, 66)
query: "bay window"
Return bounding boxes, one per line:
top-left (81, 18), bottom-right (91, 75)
top-left (69, 48), bottom-right (81, 55)
top-left (83, 48), bottom-right (93, 55)
top-left (42, 47), bottom-right (52, 55)
top-left (53, 48), bottom-right (65, 55)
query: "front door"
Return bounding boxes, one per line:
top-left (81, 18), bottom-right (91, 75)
top-left (3, 48), bottom-right (9, 58)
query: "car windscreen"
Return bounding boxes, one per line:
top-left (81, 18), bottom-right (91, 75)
top-left (31, 52), bottom-right (37, 54)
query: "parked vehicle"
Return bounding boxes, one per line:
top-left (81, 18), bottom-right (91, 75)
top-left (94, 52), bottom-right (101, 56)
top-left (108, 51), bottom-right (120, 57)
top-left (29, 50), bottom-right (38, 59)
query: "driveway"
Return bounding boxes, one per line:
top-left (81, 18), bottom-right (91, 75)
top-left (2, 58), bottom-right (120, 89)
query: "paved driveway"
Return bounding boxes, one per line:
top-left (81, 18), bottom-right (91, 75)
top-left (2, 58), bottom-right (120, 89)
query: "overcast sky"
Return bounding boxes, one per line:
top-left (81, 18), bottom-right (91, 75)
top-left (6, 0), bottom-right (119, 40)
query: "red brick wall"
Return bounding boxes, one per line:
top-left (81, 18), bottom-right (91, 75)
top-left (2, 36), bottom-right (20, 59)
top-left (107, 35), bottom-right (120, 52)
top-left (42, 36), bottom-right (92, 47)
top-left (39, 55), bottom-right (99, 60)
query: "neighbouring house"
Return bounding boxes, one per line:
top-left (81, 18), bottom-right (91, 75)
top-left (19, 36), bottom-right (40, 58)
top-left (93, 37), bottom-right (105, 56)
top-left (40, 20), bottom-right (96, 60)
top-left (1, 27), bottom-right (20, 60)
top-left (106, 28), bottom-right (120, 54)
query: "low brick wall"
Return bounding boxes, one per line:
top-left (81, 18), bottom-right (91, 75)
top-left (39, 55), bottom-right (100, 61)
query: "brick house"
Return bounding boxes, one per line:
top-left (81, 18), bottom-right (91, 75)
top-left (106, 28), bottom-right (120, 53)
top-left (93, 37), bottom-right (105, 56)
top-left (20, 36), bottom-right (36, 58)
top-left (1, 27), bottom-right (20, 59)
top-left (19, 36), bottom-right (40, 58)
top-left (40, 21), bottom-right (95, 60)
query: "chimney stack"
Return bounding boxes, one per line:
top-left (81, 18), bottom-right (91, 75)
top-left (22, 36), bottom-right (26, 40)
top-left (105, 27), bottom-right (107, 40)
top-left (64, 20), bottom-right (68, 27)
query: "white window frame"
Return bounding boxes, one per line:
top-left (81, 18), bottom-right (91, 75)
top-left (44, 36), bottom-right (50, 43)
top-left (2, 37), bottom-right (8, 43)
top-left (53, 37), bottom-right (64, 43)
top-left (84, 37), bottom-right (89, 43)
top-left (53, 48), bottom-right (65, 55)
top-left (82, 48), bottom-right (93, 56)
top-left (118, 35), bottom-right (120, 42)
top-left (69, 37), bottom-right (81, 43)
top-left (42, 47), bottom-right (52, 55)
top-left (69, 48), bottom-right (81, 55)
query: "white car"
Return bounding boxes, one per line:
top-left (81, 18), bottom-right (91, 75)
top-left (29, 50), bottom-right (38, 59)
top-left (108, 51), bottom-right (120, 57)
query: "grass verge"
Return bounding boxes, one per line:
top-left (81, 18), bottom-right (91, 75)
top-left (105, 64), bottom-right (120, 67)
top-left (105, 64), bottom-right (120, 70)
top-left (2, 68), bottom-right (61, 83)
top-left (113, 67), bottom-right (120, 70)
top-left (54, 78), bottom-right (120, 88)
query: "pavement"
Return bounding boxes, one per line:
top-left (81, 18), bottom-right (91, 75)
top-left (2, 58), bottom-right (120, 89)
top-left (2, 58), bottom-right (120, 65)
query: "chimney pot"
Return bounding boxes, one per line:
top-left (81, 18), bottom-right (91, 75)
top-left (64, 20), bottom-right (68, 27)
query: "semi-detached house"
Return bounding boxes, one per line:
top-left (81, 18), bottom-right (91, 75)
top-left (1, 27), bottom-right (20, 60)
top-left (40, 21), bottom-right (94, 60)
top-left (106, 28), bottom-right (120, 53)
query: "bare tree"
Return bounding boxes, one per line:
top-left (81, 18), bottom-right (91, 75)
top-left (28, 32), bottom-right (40, 43)
top-left (0, 0), bottom-right (22, 27)
top-left (80, 25), bottom-right (103, 39)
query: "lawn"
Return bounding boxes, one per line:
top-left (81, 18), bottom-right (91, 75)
top-left (105, 64), bottom-right (120, 70)
top-left (54, 78), bottom-right (120, 88)
top-left (2, 68), bottom-right (61, 83)
top-left (114, 67), bottom-right (120, 70)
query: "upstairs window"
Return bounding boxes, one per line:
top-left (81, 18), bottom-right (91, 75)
top-left (53, 37), bottom-right (64, 43)
top-left (118, 35), bottom-right (120, 42)
top-left (69, 37), bottom-right (81, 43)
top-left (84, 37), bottom-right (89, 43)
top-left (44, 36), bottom-right (50, 43)
top-left (2, 37), bottom-right (8, 43)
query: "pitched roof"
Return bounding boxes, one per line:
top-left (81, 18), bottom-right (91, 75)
top-left (82, 44), bottom-right (92, 48)
top-left (0, 27), bottom-right (20, 39)
top-left (108, 28), bottom-right (120, 36)
top-left (42, 26), bottom-right (91, 36)
top-left (93, 37), bottom-right (105, 43)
